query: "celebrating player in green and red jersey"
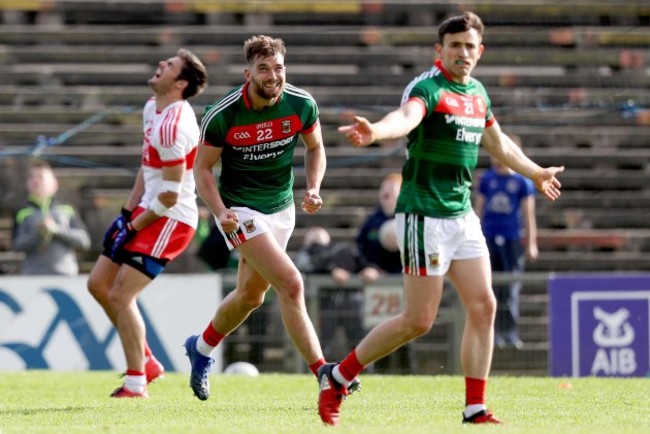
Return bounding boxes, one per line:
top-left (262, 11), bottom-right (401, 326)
top-left (199, 79), bottom-right (319, 217)
top-left (321, 12), bottom-right (564, 426)
top-left (183, 35), bottom-right (353, 402)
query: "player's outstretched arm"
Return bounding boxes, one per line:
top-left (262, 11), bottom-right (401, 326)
top-left (483, 124), bottom-right (564, 202)
top-left (338, 116), bottom-right (376, 147)
top-left (532, 167), bottom-right (564, 201)
top-left (338, 100), bottom-right (425, 147)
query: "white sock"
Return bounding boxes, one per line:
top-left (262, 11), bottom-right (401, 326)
top-left (464, 404), bottom-right (487, 418)
top-left (196, 334), bottom-right (216, 357)
top-left (332, 365), bottom-right (352, 387)
top-left (124, 374), bottom-right (146, 394)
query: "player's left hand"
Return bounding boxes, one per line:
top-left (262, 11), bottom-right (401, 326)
top-left (109, 220), bottom-right (137, 258)
top-left (103, 208), bottom-right (132, 250)
top-left (533, 166), bottom-right (564, 201)
top-left (301, 191), bottom-right (323, 214)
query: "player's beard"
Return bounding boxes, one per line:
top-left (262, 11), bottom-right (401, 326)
top-left (148, 70), bottom-right (179, 95)
top-left (149, 78), bottom-right (171, 94)
top-left (251, 76), bottom-right (284, 101)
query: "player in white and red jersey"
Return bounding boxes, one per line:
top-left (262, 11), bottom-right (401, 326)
top-left (87, 49), bottom-right (208, 398)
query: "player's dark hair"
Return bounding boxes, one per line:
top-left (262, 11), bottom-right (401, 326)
top-left (243, 35), bottom-right (286, 64)
top-left (176, 48), bottom-right (208, 99)
top-left (437, 11), bottom-right (484, 44)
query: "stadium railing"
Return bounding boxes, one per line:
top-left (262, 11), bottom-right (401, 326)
top-left (217, 271), bottom-right (552, 375)
top-left (1, 1), bottom-right (649, 281)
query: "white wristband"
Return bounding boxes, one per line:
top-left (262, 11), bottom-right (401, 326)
top-left (161, 180), bottom-right (182, 194)
top-left (150, 197), bottom-right (170, 216)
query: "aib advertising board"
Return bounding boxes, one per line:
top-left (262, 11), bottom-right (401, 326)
top-left (548, 274), bottom-right (650, 377)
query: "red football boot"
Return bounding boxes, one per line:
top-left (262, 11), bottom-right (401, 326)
top-left (110, 386), bottom-right (149, 398)
top-left (462, 409), bottom-right (504, 424)
top-left (317, 363), bottom-right (349, 426)
top-left (145, 354), bottom-right (165, 384)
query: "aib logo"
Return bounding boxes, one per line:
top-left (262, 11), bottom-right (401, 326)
top-left (590, 306), bottom-right (637, 375)
top-left (0, 287), bottom-right (171, 370)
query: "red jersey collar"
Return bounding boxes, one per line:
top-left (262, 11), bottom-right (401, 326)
top-left (434, 58), bottom-right (454, 81)
top-left (242, 82), bottom-right (252, 110)
top-left (241, 82), bottom-right (284, 111)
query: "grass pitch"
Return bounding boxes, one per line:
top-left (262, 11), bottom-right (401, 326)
top-left (0, 371), bottom-right (648, 434)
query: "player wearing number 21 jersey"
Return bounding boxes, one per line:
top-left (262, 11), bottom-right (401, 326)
top-left (397, 57), bottom-right (493, 218)
top-left (330, 12), bottom-right (564, 427)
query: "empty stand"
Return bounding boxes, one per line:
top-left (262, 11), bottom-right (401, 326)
top-left (1, 0), bottom-right (649, 375)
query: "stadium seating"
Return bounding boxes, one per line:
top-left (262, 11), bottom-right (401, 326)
top-left (1, 0), bottom-right (649, 374)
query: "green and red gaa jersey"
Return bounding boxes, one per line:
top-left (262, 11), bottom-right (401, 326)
top-left (396, 58), bottom-right (495, 218)
top-left (200, 82), bottom-right (319, 214)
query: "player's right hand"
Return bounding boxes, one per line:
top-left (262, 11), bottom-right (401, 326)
top-left (219, 209), bottom-right (239, 234)
top-left (337, 116), bottom-right (376, 147)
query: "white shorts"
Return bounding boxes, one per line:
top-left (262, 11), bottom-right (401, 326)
top-left (396, 211), bottom-right (488, 276)
top-left (217, 205), bottom-right (295, 251)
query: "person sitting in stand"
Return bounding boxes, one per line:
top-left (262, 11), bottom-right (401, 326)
top-left (295, 227), bottom-right (379, 360)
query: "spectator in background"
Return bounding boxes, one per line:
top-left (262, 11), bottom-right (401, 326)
top-left (356, 172), bottom-right (403, 275)
top-left (12, 159), bottom-right (90, 275)
top-left (294, 226), bottom-right (379, 361)
top-left (193, 206), bottom-right (213, 258)
top-left (356, 172), bottom-right (412, 373)
top-left (475, 136), bottom-right (538, 349)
